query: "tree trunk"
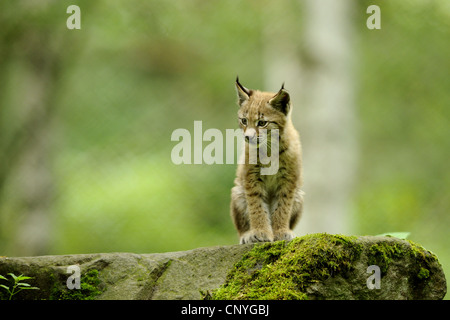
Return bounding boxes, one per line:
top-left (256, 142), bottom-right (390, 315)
top-left (262, 0), bottom-right (358, 235)
top-left (297, 0), bottom-right (357, 235)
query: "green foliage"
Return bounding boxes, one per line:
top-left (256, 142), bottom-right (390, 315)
top-left (0, 273), bottom-right (39, 300)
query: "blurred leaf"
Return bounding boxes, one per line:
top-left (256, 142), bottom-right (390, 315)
top-left (7, 273), bottom-right (18, 281)
top-left (17, 282), bottom-right (31, 287)
top-left (375, 232), bottom-right (411, 240)
top-left (18, 286), bottom-right (39, 290)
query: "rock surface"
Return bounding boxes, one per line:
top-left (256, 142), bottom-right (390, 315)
top-left (0, 233), bottom-right (446, 300)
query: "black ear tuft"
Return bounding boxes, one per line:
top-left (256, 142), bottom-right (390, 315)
top-left (235, 77), bottom-right (252, 106)
top-left (269, 86), bottom-right (290, 115)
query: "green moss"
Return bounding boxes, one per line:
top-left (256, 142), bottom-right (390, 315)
top-left (367, 239), bottom-right (438, 280)
top-left (367, 242), bottom-right (404, 274)
top-left (208, 233), bottom-right (362, 300)
top-left (50, 269), bottom-right (103, 300)
top-left (417, 267), bottom-right (430, 280)
top-left (407, 241), bottom-right (438, 284)
top-left (407, 241), bottom-right (438, 265)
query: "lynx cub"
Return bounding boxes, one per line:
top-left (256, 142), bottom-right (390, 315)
top-left (230, 78), bottom-right (304, 244)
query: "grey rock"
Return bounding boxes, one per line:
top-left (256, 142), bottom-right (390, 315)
top-left (0, 234), bottom-right (446, 300)
top-left (0, 244), bottom-right (252, 300)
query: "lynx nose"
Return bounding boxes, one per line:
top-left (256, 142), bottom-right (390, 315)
top-left (244, 128), bottom-right (256, 143)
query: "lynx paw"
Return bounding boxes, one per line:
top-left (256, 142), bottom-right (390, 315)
top-left (240, 229), bottom-right (274, 244)
top-left (273, 229), bottom-right (295, 242)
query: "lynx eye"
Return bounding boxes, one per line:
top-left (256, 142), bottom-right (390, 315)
top-left (240, 118), bottom-right (248, 126)
top-left (257, 120), bottom-right (268, 127)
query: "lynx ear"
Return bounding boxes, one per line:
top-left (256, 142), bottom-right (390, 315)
top-left (235, 76), bottom-right (252, 106)
top-left (269, 83), bottom-right (290, 115)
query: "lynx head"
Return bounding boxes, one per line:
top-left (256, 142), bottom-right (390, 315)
top-left (235, 77), bottom-right (291, 149)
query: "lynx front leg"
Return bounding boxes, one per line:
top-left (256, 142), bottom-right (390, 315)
top-left (231, 185), bottom-right (272, 244)
top-left (272, 182), bottom-right (298, 242)
top-left (230, 185), bottom-right (249, 237)
top-left (231, 180), bottom-right (273, 244)
top-left (241, 205), bottom-right (273, 244)
top-left (241, 179), bottom-right (273, 244)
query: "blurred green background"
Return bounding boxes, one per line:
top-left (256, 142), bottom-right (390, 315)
top-left (0, 0), bottom-right (448, 298)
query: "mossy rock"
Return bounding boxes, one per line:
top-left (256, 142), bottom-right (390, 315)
top-left (0, 234), bottom-right (446, 300)
top-left (0, 248), bottom-right (250, 300)
top-left (207, 234), bottom-right (447, 300)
